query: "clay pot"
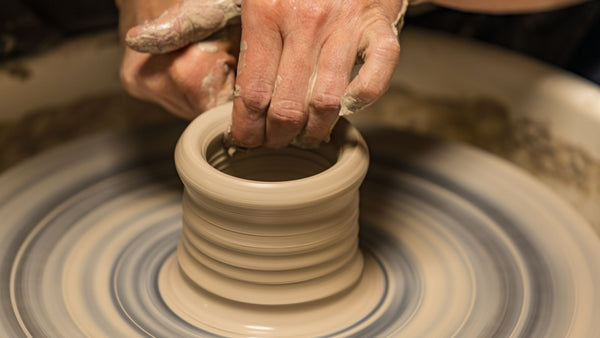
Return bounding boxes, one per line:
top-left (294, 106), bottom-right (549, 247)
top-left (174, 102), bottom-right (370, 305)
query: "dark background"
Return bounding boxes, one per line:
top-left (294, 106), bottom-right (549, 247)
top-left (1, 0), bottom-right (599, 83)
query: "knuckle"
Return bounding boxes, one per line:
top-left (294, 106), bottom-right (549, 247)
top-left (361, 80), bottom-right (387, 102)
top-left (384, 37), bottom-right (401, 55)
top-left (363, 19), bottom-right (401, 60)
top-left (373, 37), bottom-right (400, 62)
top-left (310, 92), bottom-right (341, 114)
top-left (270, 100), bottom-right (307, 127)
top-left (351, 75), bottom-right (387, 104)
top-left (239, 81), bottom-right (272, 116)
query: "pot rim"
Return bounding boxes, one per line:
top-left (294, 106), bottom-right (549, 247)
top-left (175, 102), bottom-right (369, 208)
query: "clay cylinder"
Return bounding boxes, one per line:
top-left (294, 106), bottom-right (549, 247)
top-left (174, 102), bottom-right (369, 305)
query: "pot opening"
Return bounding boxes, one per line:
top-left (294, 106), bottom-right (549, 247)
top-left (205, 134), bottom-right (339, 182)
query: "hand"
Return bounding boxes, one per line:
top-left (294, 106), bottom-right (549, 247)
top-left (117, 0), bottom-right (240, 119)
top-left (231, 0), bottom-right (406, 148)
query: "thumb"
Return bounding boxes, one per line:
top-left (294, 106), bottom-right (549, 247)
top-left (125, 0), bottom-right (241, 54)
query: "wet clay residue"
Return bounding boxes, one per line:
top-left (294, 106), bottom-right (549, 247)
top-left (355, 86), bottom-right (600, 233)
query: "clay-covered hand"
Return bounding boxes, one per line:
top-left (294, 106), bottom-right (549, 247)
top-left (118, 0), bottom-right (240, 119)
top-left (231, 0), bottom-right (406, 148)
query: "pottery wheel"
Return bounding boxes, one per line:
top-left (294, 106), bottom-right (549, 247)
top-left (1, 123), bottom-right (599, 337)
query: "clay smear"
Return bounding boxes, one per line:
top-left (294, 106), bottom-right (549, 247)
top-left (125, 0), bottom-right (242, 54)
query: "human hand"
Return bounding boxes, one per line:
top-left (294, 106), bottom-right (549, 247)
top-left (231, 0), bottom-right (407, 148)
top-left (118, 0), bottom-right (240, 119)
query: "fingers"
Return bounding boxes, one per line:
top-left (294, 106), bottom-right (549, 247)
top-left (264, 32), bottom-right (321, 148)
top-left (342, 20), bottom-right (400, 115)
top-left (300, 33), bottom-right (358, 144)
top-left (120, 42), bottom-right (237, 120)
top-left (121, 49), bottom-right (194, 115)
top-left (230, 1), bottom-right (401, 148)
top-left (230, 3), bottom-right (282, 147)
top-left (170, 42), bottom-right (238, 113)
top-left (126, 0), bottom-right (242, 54)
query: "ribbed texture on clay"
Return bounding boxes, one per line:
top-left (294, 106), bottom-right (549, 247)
top-left (174, 102), bottom-right (369, 305)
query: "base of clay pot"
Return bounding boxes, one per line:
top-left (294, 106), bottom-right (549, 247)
top-left (159, 250), bottom-right (386, 337)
